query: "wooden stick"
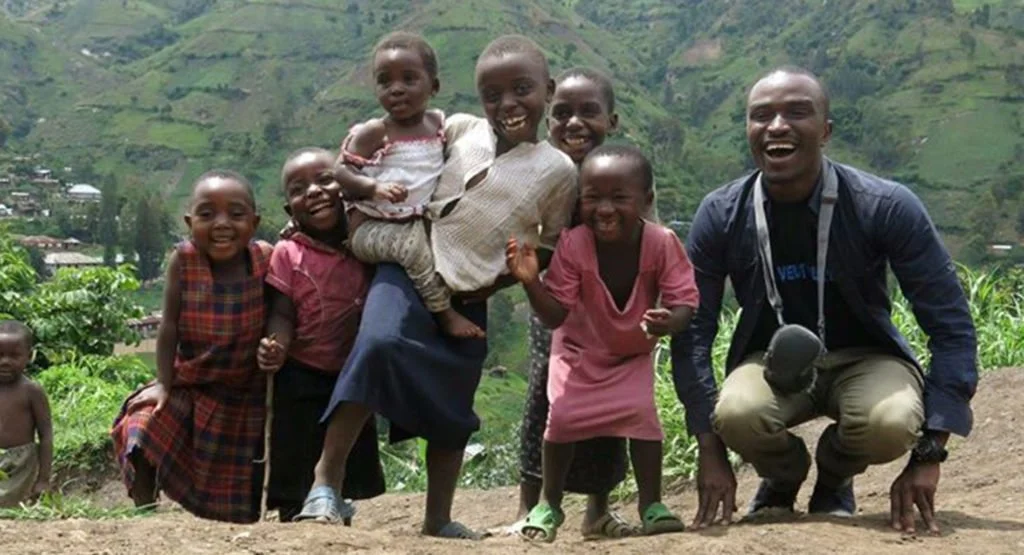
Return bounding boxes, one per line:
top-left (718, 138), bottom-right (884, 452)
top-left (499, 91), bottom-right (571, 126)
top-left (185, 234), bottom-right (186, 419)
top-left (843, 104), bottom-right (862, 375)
top-left (259, 373), bottom-right (274, 521)
top-left (257, 333), bottom-right (277, 521)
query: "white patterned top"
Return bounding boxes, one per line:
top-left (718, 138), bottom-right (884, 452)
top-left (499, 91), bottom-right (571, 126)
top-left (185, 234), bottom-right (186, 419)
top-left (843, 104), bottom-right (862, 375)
top-left (341, 115), bottom-right (445, 220)
top-left (429, 113), bottom-right (578, 292)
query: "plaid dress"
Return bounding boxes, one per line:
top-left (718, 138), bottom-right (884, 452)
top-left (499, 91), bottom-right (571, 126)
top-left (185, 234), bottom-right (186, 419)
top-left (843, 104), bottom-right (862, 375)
top-left (111, 240), bottom-right (271, 523)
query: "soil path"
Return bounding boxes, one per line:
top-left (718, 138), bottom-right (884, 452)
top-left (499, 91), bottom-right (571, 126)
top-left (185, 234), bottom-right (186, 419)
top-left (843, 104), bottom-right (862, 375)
top-left (3, 369), bottom-right (1022, 554)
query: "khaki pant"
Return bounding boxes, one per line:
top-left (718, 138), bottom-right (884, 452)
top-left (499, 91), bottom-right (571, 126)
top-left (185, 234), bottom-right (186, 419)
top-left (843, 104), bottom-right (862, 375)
top-left (712, 348), bottom-right (924, 486)
top-left (349, 217), bottom-right (450, 313)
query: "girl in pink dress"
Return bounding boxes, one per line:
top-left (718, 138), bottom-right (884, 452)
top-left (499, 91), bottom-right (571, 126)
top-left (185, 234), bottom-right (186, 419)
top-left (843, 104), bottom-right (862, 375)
top-left (506, 145), bottom-right (699, 542)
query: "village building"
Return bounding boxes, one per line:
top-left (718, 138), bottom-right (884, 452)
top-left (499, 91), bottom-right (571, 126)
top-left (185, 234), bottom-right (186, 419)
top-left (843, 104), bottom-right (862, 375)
top-left (127, 312), bottom-right (162, 339)
top-left (43, 251), bottom-right (104, 274)
top-left (66, 183), bottom-right (102, 202)
top-left (7, 191), bottom-right (41, 216)
top-left (987, 243), bottom-right (1014, 257)
top-left (17, 235), bottom-right (85, 251)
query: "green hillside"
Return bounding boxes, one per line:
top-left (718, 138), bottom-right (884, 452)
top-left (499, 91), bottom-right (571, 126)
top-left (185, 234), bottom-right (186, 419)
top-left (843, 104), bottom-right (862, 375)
top-left (2, 0), bottom-right (1022, 253)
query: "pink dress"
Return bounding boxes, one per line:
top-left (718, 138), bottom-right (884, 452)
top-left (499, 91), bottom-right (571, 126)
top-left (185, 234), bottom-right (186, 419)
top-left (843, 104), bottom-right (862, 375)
top-left (544, 223), bottom-right (700, 443)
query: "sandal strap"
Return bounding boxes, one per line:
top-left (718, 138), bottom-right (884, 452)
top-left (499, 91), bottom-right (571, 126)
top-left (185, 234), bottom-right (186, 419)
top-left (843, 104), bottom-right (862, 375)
top-left (435, 521), bottom-right (482, 540)
top-left (602, 512), bottom-right (634, 535)
top-left (293, 486), bottom-right (342, 522)
top-left (525, 502), bottom-right (564, 527)
top-left (643, 502), bottom-right (678, 523)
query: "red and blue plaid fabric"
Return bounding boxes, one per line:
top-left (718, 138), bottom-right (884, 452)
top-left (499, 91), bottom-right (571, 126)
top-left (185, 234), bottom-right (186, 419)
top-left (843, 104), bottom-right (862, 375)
top-left (112, 240), bottom-right (271, 523)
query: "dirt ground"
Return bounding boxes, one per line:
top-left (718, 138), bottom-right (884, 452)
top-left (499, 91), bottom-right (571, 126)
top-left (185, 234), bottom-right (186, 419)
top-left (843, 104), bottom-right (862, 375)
top-left (3, 369), bottom-right (1023, 555)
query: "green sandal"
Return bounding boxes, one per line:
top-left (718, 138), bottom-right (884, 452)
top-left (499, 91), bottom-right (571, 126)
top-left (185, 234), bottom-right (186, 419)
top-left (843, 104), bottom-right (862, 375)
top-left (518, 502), bottom-right (565, 543)
top-left (641, 502), bottom-right (685, 536)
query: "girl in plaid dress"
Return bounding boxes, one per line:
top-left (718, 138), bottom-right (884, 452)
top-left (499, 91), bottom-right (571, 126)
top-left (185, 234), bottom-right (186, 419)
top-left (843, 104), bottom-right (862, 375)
top-left (111, 170), bottom-right (272, 523)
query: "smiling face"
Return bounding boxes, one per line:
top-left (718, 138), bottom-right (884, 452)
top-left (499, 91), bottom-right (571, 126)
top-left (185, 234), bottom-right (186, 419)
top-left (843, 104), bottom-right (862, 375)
top-left (746, 71), bottom-right (832, 194)
top-left (373, 47), bottom-right (439, 124)
top-left (548, 75), bottom-right (618, 164)
top-left (185, 177), bottom-right (259, 264)
top-left (0, 332), bottom-right (30, 384)
top-left (578, 154), bottom-right (653, 245)
top-left (476, 52), bottom-right (553, 149)
top-left (282, 151), bottom-right (344, 235)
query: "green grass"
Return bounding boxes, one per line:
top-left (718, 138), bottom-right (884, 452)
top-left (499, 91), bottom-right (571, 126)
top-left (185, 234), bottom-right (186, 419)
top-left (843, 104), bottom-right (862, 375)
top-left (913, 100), bottom-right (1021, 186)
top-left (952, 0), bottom-right (999, 13)
top-left (0, 492), bottom-right (153, 521)
top-left (34, 355), bottom-right (152, 475)
top-left (135, 351), bottom-right (157, 370)
top-left (144, 121), bottom-right (209, 154)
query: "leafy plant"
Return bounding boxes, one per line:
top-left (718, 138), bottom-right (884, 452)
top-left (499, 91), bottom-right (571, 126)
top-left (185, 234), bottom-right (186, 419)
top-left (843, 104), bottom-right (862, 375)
top-left (35, 355), bottom-right (151, 475)
top-left (0, 231), bottom-right (145, 365)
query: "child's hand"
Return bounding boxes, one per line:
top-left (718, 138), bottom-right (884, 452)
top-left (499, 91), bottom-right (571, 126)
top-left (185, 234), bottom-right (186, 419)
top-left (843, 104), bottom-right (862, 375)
top-left (373, 182), bottom-right (408, 203)
top-left (127, 383), bottom-right (169, 414)
top-left (258, 335), bottom-right (286, 373)
top-left (505, 237), bottom-right (540, 284)
top-left (642, 308), bottom-right (676, 337)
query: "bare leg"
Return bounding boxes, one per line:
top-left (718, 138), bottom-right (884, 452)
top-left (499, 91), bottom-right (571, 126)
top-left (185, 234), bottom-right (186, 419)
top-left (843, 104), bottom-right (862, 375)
top-left (583, 492), bottom-right (610, 529)
top-left (421, 442), bottom-right (465, 535)
top-left (521, 440), bottom-right (574, 540)
top-left (629, 439), bottom-right (663, 517)
top-left (129, 451), bottom-right (158, 508)
top-left (517, 480), bottom-right (541, 520)
top-left (310, 402), bottom-right (373, 491)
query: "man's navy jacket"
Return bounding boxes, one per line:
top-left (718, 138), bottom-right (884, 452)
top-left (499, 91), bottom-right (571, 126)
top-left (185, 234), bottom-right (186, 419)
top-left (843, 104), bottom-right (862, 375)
top-left (671, 159), bottom-right (978, 438)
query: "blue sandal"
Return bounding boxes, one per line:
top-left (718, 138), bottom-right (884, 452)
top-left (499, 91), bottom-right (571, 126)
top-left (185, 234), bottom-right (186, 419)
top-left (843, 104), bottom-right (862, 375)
top-left (292, 485), bottom-right (356, 525)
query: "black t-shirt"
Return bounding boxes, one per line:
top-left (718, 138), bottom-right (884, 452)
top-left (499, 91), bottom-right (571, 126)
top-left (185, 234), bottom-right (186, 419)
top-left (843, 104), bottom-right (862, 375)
top-left (748, 200), bottom-right (880, 353)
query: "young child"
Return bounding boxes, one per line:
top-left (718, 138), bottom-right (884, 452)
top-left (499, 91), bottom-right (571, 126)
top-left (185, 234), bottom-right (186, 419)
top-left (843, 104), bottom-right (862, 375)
top-left (257, 148), bottom-right (385, 523)
top-left (111, 170), bottom-right (272, 523)
top-left (506, 146), bottom-right (699, 542)
top-left (295, 35), bottom-right (577, 540)
top-left (0, 320), bottom-right (52, 508)
top-left (334, 31), bottom-right (484, 339)
top-left (515, 67), bottom-right (634, 539)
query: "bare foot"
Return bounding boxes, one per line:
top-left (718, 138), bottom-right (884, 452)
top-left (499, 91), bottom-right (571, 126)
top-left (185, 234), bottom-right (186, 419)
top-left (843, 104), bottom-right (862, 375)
top-left (437, 309), bottom-right (486, 339)
top-left (129, 452), bottom-right (158, 509)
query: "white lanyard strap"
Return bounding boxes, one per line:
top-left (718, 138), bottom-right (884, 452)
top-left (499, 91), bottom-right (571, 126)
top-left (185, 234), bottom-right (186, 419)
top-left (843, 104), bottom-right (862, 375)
top-left (752, 161), bottom-right (839, 346)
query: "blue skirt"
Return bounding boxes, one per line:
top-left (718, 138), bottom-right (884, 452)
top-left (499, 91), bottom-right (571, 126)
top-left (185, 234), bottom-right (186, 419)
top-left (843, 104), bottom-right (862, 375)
top-left (323, 264), bottom-right (488, 449)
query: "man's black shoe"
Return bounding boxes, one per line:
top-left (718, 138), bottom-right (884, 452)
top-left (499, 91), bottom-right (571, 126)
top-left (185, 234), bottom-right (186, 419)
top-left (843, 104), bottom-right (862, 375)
top-left (748, 478), bottom-right (801, 515)
top-left (808, 478), bottom-right (856, 517)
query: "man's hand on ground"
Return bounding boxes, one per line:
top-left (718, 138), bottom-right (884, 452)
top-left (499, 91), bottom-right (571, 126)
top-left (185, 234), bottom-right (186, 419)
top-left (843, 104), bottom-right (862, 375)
top-left (693, 434), bottom-right (737, 528)
top-left (889, 461), bottom-right (941, 535)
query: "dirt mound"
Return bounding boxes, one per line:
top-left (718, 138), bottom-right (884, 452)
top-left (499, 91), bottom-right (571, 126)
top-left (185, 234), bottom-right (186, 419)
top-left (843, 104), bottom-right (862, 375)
top-left (3, 369), bottom-right (1022, 554)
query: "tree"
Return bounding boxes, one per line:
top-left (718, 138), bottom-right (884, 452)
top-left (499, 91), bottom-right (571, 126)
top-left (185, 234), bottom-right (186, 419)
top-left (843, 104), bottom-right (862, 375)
top-left (99, 174), bottom-right (120, 266)
top-left (0, 116), bottom-right (11, 148)
top-left (132, 194), bottom-right (172, 281)
top-left (25, 245), bottom-right (49, 282)
top-left (0, 232), bottom-right (143, 366)
top-left (959, 31), bottom-right (977, 58)
top-left (967, 191), bottom-right (999, 244)
top-left (563, 43), bottom-right (577, 61)
top-left (1017, 206), bottom-right (1024, 239)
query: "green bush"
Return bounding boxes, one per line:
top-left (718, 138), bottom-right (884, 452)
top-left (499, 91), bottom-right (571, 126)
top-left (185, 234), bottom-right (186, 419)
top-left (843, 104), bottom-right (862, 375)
top-left (0, 231), bottom-right (144, 366)
top-left (35, 355), bottom-right (150, 475)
